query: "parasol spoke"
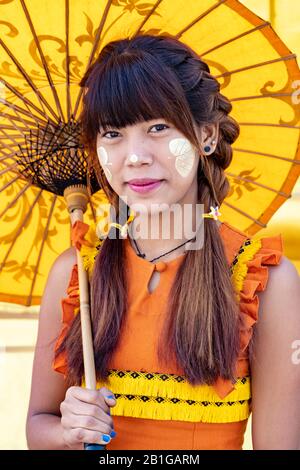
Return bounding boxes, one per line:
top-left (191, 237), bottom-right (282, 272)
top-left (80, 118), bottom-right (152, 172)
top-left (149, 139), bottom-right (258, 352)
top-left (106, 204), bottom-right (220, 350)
top-left (222, 200), bottom-right (267, 228)
top-left (0, 136), bottom-right (20, 154)
top-left (239, 122), bottom-right (300, 130)
top-left (0, 163), bottom-right (18, 177)
top-left (65, 0), bottom-right (72, 121)
top-left (0, 37), bottom-right (60, 123)
top-left (215, 54), bottom-right (296, 79)
top-left (0, 151), bottom-right (18, 161)
top-left (226, 171), bottom-right (292, 198)
top-left (0, 188), bottom-right (43, 274)
top-left (0, 108), bottom-right (38, 132)
top-left (175, 0), bottom-right (227, 38)
top-left (233, 146), bottom-right (300, 164)
top-left (0, 125), bottom-right (28, 133)
top-left (0, 77), bottom-right (57, 126)
top-left (0, 181), bottom-right (31, 219)
top-left (20, 0), bottom-right (65, 121)
top-left (73, 0), bottom-right (113, 119)
top-left (0, 127), bottom-right (24, 152)
top-left (27, 194), bottom-right (57, 306)
top-left (133, 0), bottom-right (163, 36)
top-left (0, 174), bottom-right (22, 193)
top-left (231, 91), bottom-right (297, 101)
top-left (200, 22), bottom-right (270, 57)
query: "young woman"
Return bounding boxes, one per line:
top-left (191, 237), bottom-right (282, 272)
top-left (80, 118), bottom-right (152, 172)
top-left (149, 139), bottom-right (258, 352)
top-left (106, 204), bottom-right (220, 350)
top-left (26, 34), bottom-right (300, 450)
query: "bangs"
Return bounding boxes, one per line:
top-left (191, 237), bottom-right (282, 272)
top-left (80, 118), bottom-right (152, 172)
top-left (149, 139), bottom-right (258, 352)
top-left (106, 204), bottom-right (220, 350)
top-left (87, 51), bottom-right (188, 134)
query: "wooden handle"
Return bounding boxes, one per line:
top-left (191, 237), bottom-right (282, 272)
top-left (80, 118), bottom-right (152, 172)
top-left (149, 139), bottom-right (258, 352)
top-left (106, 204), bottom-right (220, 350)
top-left (64, 186), bottom-right (106, 450)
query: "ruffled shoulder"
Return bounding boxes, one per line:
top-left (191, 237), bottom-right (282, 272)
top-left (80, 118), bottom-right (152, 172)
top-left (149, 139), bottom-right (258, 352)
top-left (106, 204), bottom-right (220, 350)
top-left (232, 233), bottom-right (284, 354)
top-left (212, 231), bottom-right (284, 399)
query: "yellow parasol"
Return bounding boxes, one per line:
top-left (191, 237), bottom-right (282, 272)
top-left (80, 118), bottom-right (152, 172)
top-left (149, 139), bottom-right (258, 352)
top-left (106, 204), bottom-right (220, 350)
top-left (0, 0), bottom-right (300, 307)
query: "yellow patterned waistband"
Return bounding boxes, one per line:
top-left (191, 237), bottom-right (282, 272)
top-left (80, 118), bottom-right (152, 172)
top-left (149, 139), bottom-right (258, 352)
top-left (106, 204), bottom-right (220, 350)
top-left (82, 369), bottom-right (251, 424)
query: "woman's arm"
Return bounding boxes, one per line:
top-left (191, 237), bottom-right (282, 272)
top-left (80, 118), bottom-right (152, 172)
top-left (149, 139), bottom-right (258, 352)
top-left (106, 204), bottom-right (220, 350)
top-left (26, 247), bottom-right (77, 449)
top-left (250, 256), bottom-right (300, 449)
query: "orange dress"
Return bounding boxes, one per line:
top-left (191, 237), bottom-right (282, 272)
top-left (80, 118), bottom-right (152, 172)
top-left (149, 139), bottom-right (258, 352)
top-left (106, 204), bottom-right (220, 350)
top-left (53, 221), bottom-right (284, 450)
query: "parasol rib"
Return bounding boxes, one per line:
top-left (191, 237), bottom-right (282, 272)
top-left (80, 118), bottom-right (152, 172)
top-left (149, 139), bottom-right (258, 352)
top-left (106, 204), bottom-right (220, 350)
top-left (0, 151), bottom-right (18, 161)
top-left (222, 201), bottom-right (267, 228)
top-left (0, 188), bottom-right (43, 273)
top-left (0, 128), bottom-right (23, 152)
top-left (0, 77), bottom-right (57, 125)
top-left (215, 54), bottom-right (296, 79)
top-left (0, 175), bottom-right (22, 194)
top-left (200, 22), bottom-right (270, 57)
top-left (0, 37), bottom-right (60, 123)
top-left (226, 171), bottom-right (292, 198)
top-left (0, 163), bottom-right (18, 176)
top-left (0, 181), bottom-right (31, 219)
top-left (239, 123), bottom-right (300, 130)
top-left (233, 147), bottom-right (300, 164)
top-left (133, 0), bottom-right (163, 36)
top-left (20, 0), bottom-right (65, 121)
top-left (1, 98), bottom-right (51, 129)
top-left (27, 194), bottom-right (57, 306)
top-left (73, 0), bottom-right (113, 119)
top-left (175, 0), bottom-right (228, 38)
top-left (231, 91), bottom-right (297, 101)
top-left (65, 0), bottom-right (72, 121)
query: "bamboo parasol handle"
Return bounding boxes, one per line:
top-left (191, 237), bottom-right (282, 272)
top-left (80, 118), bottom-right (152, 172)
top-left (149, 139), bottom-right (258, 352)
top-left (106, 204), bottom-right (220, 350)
top-left (64, 185), bottom-right (106, 451)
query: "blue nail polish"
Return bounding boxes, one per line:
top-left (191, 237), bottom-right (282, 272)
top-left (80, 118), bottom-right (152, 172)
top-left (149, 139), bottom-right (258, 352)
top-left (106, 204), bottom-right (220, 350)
top-left (110, 430), bottom-right (117, 438)
top-left (107, 394), bottom-right (115, 399)
top-left (102, 434), bottom-right (111, 443)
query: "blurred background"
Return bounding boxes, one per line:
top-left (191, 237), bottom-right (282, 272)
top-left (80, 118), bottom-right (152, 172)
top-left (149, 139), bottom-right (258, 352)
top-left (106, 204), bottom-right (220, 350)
top-left (0, 0), bottom-right (299, 450)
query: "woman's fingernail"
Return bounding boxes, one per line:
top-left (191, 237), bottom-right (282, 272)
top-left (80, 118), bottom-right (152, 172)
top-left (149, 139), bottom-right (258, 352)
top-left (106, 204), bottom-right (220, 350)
top-left (110, 430), bottom-right (117, 438)
top-left (107, 394), bottom-right (115, 400)
top-left (102, 434), bottom-right (111, 443)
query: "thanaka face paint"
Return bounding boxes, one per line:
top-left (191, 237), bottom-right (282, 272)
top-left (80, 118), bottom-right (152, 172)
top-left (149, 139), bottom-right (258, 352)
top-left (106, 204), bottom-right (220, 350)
top-left (168, 138), bottom-right (196, 177)
top-left (97, 146), bottom-right (113, 183)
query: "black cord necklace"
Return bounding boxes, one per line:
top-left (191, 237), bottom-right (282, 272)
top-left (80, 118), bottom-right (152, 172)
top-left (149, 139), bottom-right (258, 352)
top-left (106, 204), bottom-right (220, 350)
top-left (130, 234), bottom-right (196, 263)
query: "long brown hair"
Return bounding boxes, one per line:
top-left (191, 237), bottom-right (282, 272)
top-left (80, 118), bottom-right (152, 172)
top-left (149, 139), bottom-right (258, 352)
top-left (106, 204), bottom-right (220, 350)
top-left (55, 34), bottom-right (243, 387)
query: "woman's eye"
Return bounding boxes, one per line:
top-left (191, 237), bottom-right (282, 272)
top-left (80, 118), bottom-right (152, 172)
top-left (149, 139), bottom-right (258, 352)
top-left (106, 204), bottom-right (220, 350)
top-left (102, 130), bottom-right (120, 138)
top-left (101, 124), bottom-right (168, 138)
top-left (150, 124), bottom-right (169, 133)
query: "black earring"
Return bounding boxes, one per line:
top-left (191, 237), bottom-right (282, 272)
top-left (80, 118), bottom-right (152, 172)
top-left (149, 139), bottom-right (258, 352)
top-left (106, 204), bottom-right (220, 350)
top-left (204, 140), bottom-right (216, 154)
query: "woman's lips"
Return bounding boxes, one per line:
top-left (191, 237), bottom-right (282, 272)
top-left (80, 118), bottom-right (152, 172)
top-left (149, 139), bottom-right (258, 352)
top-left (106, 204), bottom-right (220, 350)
top-left (127, 180), bottom-right (164, 193)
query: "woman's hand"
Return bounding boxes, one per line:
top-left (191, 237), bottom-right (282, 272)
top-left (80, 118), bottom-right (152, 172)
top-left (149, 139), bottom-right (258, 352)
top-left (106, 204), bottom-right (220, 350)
top-left (60, 386), bottom-right (117, 449)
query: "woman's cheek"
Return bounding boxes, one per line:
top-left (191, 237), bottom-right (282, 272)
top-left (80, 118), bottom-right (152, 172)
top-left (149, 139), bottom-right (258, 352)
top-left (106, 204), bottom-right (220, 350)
top-left (168, 138), bottom-right (196, 178)
top-left (97, 145), bottom-right (113, 183)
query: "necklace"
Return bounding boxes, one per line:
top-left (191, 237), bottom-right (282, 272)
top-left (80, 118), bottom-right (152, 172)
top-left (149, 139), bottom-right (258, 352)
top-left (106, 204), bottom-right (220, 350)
top-left (130, 235), bottom-right (196, 263)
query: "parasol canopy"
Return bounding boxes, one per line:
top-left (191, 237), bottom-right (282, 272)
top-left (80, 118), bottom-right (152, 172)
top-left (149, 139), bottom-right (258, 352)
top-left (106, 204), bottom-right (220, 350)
top-left (0, 0), bottom-right (300, 306)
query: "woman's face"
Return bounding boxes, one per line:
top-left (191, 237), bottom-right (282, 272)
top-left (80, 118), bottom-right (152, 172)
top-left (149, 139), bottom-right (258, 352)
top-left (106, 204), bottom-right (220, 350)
top-left (96, 118), bottom-right (200, 214)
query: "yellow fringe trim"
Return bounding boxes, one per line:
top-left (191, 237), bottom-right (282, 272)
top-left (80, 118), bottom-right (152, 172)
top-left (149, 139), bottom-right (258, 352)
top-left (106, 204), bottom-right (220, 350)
top-left (85, 370), bottom-right (250, 402)
top-left (107, 394), bottom-right (250, 424)
top-left (230, 238), bottom-right (262, 301)
top-left (81, 369), bottom-right (251, 423)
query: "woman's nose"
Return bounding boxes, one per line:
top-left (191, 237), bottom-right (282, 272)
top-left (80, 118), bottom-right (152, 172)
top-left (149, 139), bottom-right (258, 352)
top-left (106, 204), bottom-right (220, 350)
top-left (125, 153), bottom-right (152, 165)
